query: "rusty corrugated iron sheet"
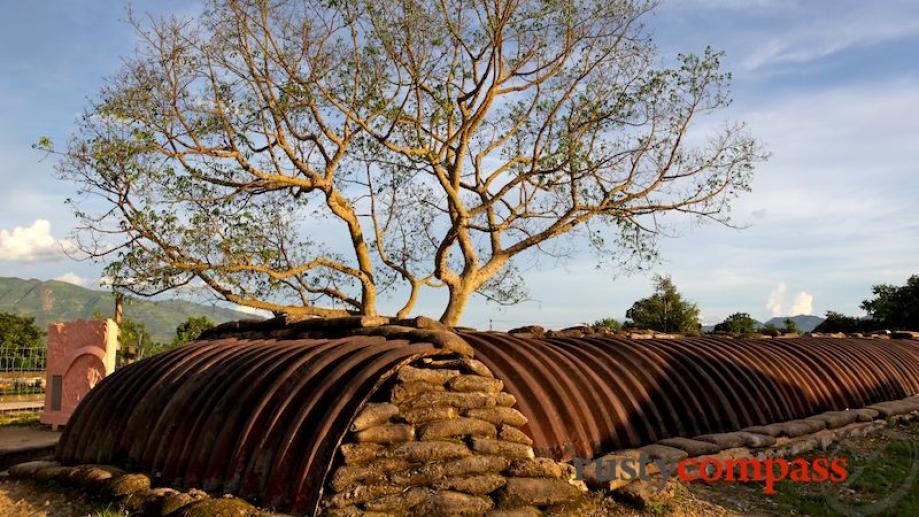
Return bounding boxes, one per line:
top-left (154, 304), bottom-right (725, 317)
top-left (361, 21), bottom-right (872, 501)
top-left (461, 334), bottom-right (919, 460)
top-left (57, 336), bottom-right (437, 515)
top-left (58, 331), bottom-right (919, 514)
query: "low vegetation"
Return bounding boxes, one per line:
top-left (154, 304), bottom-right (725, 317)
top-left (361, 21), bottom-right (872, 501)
top-left (592, 318), bottom-right (623, 332)
top-left (0, 410), bottom-right (40, 427)
top-left (691, 419), bottom-right (919, 517)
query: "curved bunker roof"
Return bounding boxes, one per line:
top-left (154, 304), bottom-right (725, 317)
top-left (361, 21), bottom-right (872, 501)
top-left (57, 332), bottom-right (919, 514)
top-left (461, 333), bottom-right (919, 459)
top-left (58, 336), bottom-right (439, 514)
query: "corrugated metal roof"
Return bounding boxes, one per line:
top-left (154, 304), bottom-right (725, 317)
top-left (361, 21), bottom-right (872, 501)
top-left (58, 331), bottom-right (919, 514)
top-left (58, 336), bottom-right (437, 514)
top-left (462, 334), bottom-right (919, 460)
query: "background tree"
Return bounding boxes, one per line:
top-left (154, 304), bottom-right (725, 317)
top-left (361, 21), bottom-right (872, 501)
top-left (123, 319), bottom-right (178, 359)
top-left (173, 316), bottom-right (215, 346)
top-left (626, 275), bottom-right (700, 333)
top-left (119, 318), bottom-right (153, 352)
top-left (759, 324), bottom-right (780, 337)
top-left (47, 0), bottom-right (763, 325)
top-left (812, 311), bottom-right (869, 334)
top-left (861, 275), bottom-right (919, 330)
top-left (591, 317), bottom-right (622, 333)
top-left (94, 312), bottom-right (166, 360)
top-left (0, 313), bottom-right (45, 370)
top-left (781, 318), bottom-right (801, 334)
top-left (713, 312), bottom-right (757, 335)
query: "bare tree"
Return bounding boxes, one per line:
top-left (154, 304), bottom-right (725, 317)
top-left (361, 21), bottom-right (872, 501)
top-left (48, 0), bottom-right (764, 325)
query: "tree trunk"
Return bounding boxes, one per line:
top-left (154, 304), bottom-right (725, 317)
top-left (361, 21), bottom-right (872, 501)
top-left (395, 280), bottom-right (421, 319)
top-left (361, 283), bottom-right (378, 317)
top-left (440, 286), bottom-right (472, 327)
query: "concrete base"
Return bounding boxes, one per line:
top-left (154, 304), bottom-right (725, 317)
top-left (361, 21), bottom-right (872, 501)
top-left (0, 426), bottom-right (61, 471)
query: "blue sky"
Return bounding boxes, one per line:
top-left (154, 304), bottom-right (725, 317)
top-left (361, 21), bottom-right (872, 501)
top-left (1, 0), bottom-right (917, 328)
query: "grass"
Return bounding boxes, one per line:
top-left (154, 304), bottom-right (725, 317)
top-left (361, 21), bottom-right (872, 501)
top-left (690, 418), bottom-right (919, 517)
top-left (770, 429), bottom-right (919, 516)
top-left (86, 507), bottom-right (127, 517)
top-left (645, 499), bottom-right (672, 515)
top-left (0, 410), bottom-right (40, 426)
top-left (43, 480), bottom-right (128, 516)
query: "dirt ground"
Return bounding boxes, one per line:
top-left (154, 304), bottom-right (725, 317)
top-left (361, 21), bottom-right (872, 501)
top-left (0, 419), bottom-right (915, 517)
top-left (0, 478), bottom-right (121, 517)
top-left (0, 426), bottom-right (60, 454)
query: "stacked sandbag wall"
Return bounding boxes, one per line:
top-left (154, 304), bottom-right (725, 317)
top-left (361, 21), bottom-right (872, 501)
top-left (324, 356), bottom-right (587, 516)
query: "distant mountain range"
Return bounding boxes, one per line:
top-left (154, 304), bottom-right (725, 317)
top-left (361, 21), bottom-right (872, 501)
top-left (761, 314), bottom-right (825, 333)
top-left (702, 314), bottom-right (825, 333)
top-left (1, 276), bottom-right (829, 341)
top-left (0, 277), bottom-right (255, 343)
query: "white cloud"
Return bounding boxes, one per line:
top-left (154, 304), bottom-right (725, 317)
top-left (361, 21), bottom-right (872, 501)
top-left (790, 291), bottom-right (814, 316)
top-left (766, 282), bottom-right (813, 317)
top-left (669, 0), bottom-right (792, 10)
top-left (766, 283), bottom-right (786, 316)
top-left (740, 5), bottom-right (919, 71)
top-left (53, 272), bottom-right (87, 286)
top-left (0, 219), bottom-right (73, 263)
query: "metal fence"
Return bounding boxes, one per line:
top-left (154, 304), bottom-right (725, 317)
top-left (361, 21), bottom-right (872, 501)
top-left (0, 346), bottom-right (46, 413)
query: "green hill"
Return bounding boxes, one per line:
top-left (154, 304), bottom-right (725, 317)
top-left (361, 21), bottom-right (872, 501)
top-left (0, 277), bottom-right (255, 343)
top-left (762, 314), bottom-right (825, 333)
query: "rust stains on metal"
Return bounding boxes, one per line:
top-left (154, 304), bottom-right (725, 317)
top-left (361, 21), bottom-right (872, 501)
top-left (460, 334), bottom-right (919, 461)
top-left (57, 336), bottom-right (437, 515)
top-left (58, 331), bottom-right (919, 514)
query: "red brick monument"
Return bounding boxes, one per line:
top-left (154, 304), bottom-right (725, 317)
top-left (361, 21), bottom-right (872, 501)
top-left (40, 320), bottom-right (117, 428)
